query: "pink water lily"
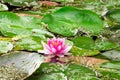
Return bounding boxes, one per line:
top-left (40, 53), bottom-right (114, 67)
top-left (38, 37), bottom-right (72, 57)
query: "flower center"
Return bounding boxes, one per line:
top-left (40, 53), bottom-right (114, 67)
top-left (52, 41), bottom-right (58, 46)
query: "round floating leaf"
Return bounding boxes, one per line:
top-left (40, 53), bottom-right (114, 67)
top-left (98, 61), bottom-right (120, 79)
top-left (98, 68), bottom-right (120, 80)
top-left (0, 23), bottom-right (31, 37)
top-left (32, 29), bottom-right (54, 38)
top-left (64, 64), bottom-right (98, 80)
top-left (72, 36), bottom-right (118, 50)
top-left (37, 73), bottom-right (67, 80)
top-left (70, 46), bottom-right (99, 56)
top-left (26, 63), bottom-right (98, 80)
top-left (101, 50), bottom-right (120, 61)
top-left (100, 61), bottom-right (120, 70)
top-left (0, 12), bottom-right (51, 37)
top-left (0, 12), bottom-right (20, 24)
top-left (93, 39), bottom-right (118, 50)
top-left (0, 12), bottom-right (41, 29)
top-left (14, 37), bottom-right (43, 51)
top-left (0, 41), bottom-right (13, 53)
top-left (42, 6), bottom-right (103, 36)
top-left (0, 51), bottom-right (44, 79)
top-left (105, 9), bottom-right (120, 23)
top-left (72, 36), bottom-right (94, 49)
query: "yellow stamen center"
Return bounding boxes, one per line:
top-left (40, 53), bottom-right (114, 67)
top-left (52, 41), bottom-right (58, 46)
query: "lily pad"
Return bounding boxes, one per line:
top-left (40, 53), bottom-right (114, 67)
top-left (99, 61), bottom-right (120, 80)
top-left (0, 51), bottom-right (44, 79)
top-left (42, 6), bottom-right (103, 36)
top-left (72, 36), bottom-right (118, 50)
top-left (101, 50), bottom-right (120, 61)
top-left (0, 12), bottom-right (43, 37)
top-left (0, 40), bottom-right (13, 53)
top-left (14, 37), bottom-right (43, 51)
top-left (26, 63), bottom-right (98, 80)
top-left (100, 61), bottom-right (120, 70)
top-left (105, 9), bottom-right (120, 24)
top-left (70, 46), bottom-right (99, 56)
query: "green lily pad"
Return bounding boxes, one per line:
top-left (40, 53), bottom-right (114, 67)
top-left (64, 64), bottom-right (98, 80)
top-left (70, 46), bottom-right (99, 56)
top-left (42, 6), bottom-right (103, 36)
top-left (14, 36), bottom-right (43, 51)
top-left (0, 23), bottom-right (31, 37)
top-left (26, 63), bottom-right (98, 80)
top-left (0, 12), bottom-right (55, 41)
top-left (98, 61), bottom-right (120, 80)
top-left (98, 68), bottom-right (120, 80)
top-left (100, 61), bottom-right (120, 70)
top-left (72, 36), bottom-right (118, 50)
top-left (0, 40), bottom-right (13, 53)
top-left (0, 12), bottom-right (41, 29)
top-left (105, 9), bottom-right (120, 24)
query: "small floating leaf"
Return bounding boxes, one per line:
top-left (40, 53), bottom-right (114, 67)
top-left (0, 41), bottom-right (13, 53)
top-left (101, 50), bottom-right (120, 61)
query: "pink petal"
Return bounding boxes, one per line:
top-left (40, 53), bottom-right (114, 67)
top-left (59, 45), bottom-right (72, 54)
top-left (44, 49), bottom-right (53, 54)
top-left (41, 41), bottom-right (53, 54)
top-left (48, 44), bottom-right (52, 48)
top-left (56, 54), bottom-right (64, 57)
top-left (51, 47), bottom-right (56, 53)
top-left (63, 45), bottom-right (72, 53)
top-left (48, 39), bottom-right (52, 46)
top-left (61, 38), bottom-right (65, 47)
top-left (37, 49), bottom-right (53, 54)
top-left (52, 37), bottom-right (57, 42)
top-left (57, 45), bottom-right (62, 51)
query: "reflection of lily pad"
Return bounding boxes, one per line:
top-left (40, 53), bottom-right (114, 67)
top-left (0, 51), bottom-right (44, 79)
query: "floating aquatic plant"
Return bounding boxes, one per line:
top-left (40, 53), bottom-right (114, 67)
top-left (38, 37), bottom-right (72, 62)
top-left (38, 37), bottom-right (72, 57)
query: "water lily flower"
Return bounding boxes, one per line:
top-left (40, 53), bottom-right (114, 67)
top-left (38, 37), bottom-right (72, 57)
